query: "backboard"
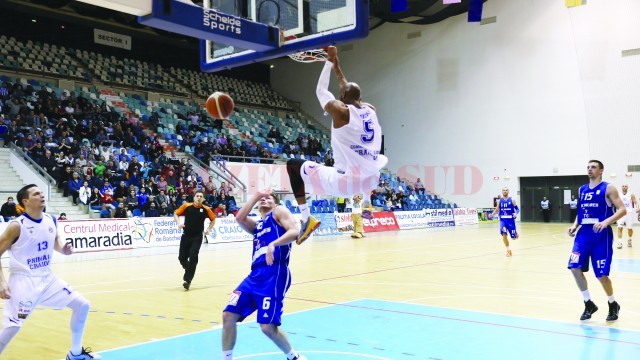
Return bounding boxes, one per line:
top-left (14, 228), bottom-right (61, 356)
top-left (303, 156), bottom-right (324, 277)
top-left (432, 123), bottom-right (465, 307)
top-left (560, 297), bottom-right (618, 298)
top-left (200, 0), bottom-right (369, 72)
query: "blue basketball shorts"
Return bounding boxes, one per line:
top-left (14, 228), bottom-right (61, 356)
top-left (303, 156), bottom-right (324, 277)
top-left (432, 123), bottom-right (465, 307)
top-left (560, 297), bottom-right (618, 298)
top-left (499, 218), bottom-right (518, 239)
top-left (567, 226), bottom-right (613, 277)
top-left (223, 266), bottom-right (291, 325)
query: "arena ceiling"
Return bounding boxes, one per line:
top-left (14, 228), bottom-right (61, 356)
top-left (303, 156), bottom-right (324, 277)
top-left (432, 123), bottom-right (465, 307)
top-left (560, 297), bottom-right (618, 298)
top-left (1, 0), bottom-right (486, 46)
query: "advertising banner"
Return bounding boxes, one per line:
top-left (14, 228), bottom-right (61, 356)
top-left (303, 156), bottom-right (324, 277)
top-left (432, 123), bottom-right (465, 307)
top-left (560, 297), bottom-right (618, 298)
top-left (334, 212), bottom-right (353, 232)
top-left (59, 219), bottom-right (135, 253)
top-left (314, 213), bottom-right (341, 236)
top-left (424, 208), bottom-right (456, 227)
top-left (394, 211), bottom-right (430, 229)
top-left (453, 208), bottom-right (479, 226)
top-left (206, 216), bottom-right (253, 243)
top-left (363, 211), bottom-right (400, 232)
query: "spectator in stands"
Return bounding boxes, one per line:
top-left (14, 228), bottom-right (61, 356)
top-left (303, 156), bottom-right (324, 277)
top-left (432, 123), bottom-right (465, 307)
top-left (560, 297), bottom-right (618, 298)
top-left (78, 181), bottom-right (92, 206)
top-left (99, 204), bottom-right (111, 218)
top-left (219, 181), bottom-right (232, 195)
top-left (177, 193), bottom-right (188, 207)
top-left (100, 180), bottom-right (115, 209)
top-left (137, 188), bottom-right (150, 212)
top-left (93, 159), bottom-right (106, 179)
top-left (158, 202), bottom-right (169, 217)
top-left (28, 142), bottom-right (45, 163)
top-left (89, 188), bottom-right (102, 211)
top-left (0, 197), bottom-right (17, 222)
top-left (114, 202), bottom-right (128, 218)
top-left (114, 180), bottom-right (128, 200)
top-left (414, 178), bottom-right (425, 194)
top-left (68, 172), bottom-right (82, 206)
top-left (145, 202), bottom-right (159, 217)
top-left (213, 203), bottom-right (227, 217)
top-left (59, 166), bottom-right (72, 197)
top-left (22, 134), bottom-right (35, 152)
top-left (39, 150), bottom-right (57, 176)
top-left (125, 190), bottom-right (139, 212)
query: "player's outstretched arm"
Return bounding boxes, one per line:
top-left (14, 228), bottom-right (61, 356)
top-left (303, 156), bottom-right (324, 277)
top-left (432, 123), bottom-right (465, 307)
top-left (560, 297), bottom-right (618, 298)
top-left (0, 222), bottom-right (20, 299)
top-left (235, 191), bottom-right (270, 234)
top-left (316, 58), bottom-right (349, 126)
top-left (327, 46), bottom-right (347, 90)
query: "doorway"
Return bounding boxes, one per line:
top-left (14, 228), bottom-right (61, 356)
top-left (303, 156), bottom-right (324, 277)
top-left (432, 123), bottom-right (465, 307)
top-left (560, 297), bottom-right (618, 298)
top-left (520, 175), bottom-right (588, 223)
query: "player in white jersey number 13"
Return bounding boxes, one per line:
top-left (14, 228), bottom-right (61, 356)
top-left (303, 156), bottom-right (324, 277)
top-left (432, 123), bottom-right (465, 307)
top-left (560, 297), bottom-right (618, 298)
top-left (0, 184), bottom-right (100, 359)
top-left (286, 46), bottom-right (388, 245)
top-left (616, 184), bottom-right (637, 249)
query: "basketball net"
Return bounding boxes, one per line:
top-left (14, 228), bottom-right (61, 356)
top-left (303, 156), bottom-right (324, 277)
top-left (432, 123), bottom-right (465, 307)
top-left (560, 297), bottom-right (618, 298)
top-left (281, 29), bottom-right (329, 63)
top-left (288, 49), bottom-right (329, 63)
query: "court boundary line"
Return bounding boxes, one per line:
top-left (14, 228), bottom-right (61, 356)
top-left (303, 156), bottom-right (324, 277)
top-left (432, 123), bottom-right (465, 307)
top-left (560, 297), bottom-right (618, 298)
top-left (281, 297), bottom-right (640, 345)
top-left (95, 298), bottom-right (366, 354)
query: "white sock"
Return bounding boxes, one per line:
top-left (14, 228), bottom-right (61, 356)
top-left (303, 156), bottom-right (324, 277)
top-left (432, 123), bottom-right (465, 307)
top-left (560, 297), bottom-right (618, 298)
top-left (608, 295), bottom-right (616, 303)
top-left (223, 350), bottom-right (233, 359)
top-left (287, 349), bottom-right (300, 360)
top-left (505, 246), bottom-right (510, 251)
top-left (581, 290), bottom-right (591, 302)
top-left (299, 204), bottom-right (310, 222)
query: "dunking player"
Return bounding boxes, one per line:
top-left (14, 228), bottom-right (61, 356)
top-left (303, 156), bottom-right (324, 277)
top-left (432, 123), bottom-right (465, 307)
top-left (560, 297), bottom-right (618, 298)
top-left (286, 46), bottom-right (388, 244)
top-left (567, 160), bottom-right (626, 322)
top-left (0, 185), bottom-right (100, 359)
top-left (221, 190), bottom-right (306, 360)
top-left (491, 187), bottom-right (519, 257)
top-left (616, 184), bottom-right (637, 249)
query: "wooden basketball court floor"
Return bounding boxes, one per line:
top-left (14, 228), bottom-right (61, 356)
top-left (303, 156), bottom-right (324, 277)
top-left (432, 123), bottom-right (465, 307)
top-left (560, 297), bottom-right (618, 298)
top-left (2, 222), bottom-right (639, 359)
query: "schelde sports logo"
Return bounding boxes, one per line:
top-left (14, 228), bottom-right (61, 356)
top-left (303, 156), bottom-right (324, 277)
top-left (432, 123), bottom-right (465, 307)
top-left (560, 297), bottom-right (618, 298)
top-left (203, 9), bottom-right (242, 35)
top-left (131, 218), bottom-right (153, 243)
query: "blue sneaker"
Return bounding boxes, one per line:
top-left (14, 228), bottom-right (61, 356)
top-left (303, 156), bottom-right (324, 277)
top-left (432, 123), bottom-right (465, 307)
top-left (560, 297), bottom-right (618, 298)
top-left (296, 216), bottom-right (321, 245)
top-left (67, 347), bottom-right (101, 360)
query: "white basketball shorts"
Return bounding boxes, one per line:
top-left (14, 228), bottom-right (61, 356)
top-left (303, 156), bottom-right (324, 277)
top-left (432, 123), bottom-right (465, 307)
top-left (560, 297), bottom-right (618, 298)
top-left (617, 210), bottom-right (636, 229)
top-left (300, 161), bottom-right (380, 197)
top-left (2, 273), bottom-right (80, 328)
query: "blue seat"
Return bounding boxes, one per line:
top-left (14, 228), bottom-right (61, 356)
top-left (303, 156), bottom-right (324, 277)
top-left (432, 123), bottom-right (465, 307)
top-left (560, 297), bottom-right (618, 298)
top-left (132, 209), bottom-right (142, 217)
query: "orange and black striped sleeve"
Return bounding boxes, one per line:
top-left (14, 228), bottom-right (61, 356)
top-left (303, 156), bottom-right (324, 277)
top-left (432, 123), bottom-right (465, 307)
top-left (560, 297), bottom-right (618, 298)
top-left (203, 205), bottom-right (216, 221)
top-left (174, 202), bottom-right (190, 216)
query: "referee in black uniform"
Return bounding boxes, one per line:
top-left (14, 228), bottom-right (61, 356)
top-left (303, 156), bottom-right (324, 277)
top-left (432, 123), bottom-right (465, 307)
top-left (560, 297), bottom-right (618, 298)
top-left (173, 190), bottom-right (216, 290)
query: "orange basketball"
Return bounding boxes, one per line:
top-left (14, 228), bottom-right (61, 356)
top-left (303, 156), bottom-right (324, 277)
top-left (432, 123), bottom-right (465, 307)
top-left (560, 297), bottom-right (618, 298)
top-left (206, 92), bottom-right (234, 119)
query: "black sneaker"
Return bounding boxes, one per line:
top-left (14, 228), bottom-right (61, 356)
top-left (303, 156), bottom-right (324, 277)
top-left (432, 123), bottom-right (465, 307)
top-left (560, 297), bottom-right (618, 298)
top-left (606, 301), bottom-right (620, 321)
top-left (580, 300), bottom-right (598, 320)
top-left (183, 281), bottom-right (191, 290)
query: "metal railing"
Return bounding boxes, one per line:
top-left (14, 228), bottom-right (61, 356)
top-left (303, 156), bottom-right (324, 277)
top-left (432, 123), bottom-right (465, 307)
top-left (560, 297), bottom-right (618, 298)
top-left (187, 154), bottom-right (248, 202)
top-left (8, 142), bottom-right (57, 201)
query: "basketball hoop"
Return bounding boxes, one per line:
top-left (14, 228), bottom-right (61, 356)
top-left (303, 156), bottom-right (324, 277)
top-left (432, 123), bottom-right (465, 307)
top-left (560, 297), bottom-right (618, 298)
top-left (288, 48), bottom-right (329, 63)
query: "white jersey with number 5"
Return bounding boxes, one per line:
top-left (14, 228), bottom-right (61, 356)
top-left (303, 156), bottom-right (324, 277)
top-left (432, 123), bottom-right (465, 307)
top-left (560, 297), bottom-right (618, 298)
top-left (8, 213), bottom-right (57, 276)
top-left (331, 104), bottom-right (388, 177)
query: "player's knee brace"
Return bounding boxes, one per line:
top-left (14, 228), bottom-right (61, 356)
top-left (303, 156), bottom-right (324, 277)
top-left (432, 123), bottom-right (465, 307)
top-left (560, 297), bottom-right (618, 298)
top-left (286, 159), bottom-right (307, 198)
